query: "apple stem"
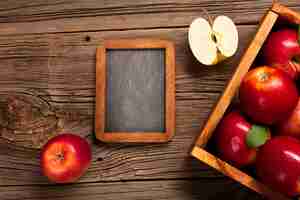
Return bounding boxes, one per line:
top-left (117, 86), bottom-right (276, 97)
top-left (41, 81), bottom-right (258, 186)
top-left (201, 7), bottom-right (214, 27)
top-left (294, 56), bottom-right (300, 63)
top-left (56, 153), bottom-right (65, 161)
top-left (200, 8), bottom-right (220, 46)
top-left (258, 72), bottom-right (270, 82)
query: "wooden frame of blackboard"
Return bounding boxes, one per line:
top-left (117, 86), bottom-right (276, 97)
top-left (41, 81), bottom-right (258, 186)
top-left (95, 39), bottom-right (175, 143)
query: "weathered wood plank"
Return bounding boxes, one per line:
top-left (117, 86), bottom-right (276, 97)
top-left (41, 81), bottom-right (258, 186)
top-left (0, 25), bottom-right (257, 185)
top-left (0, 0), bottom-right (297, 24)
top-left (0, 179), bottom-right (262, 200)
top-left (0, 1), bottom-right (298, 35)
top-left (0, 25), bottom-right (256, 146)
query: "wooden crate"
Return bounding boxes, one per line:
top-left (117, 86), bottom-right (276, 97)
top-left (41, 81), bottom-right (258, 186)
top-left (191, 3), bottom-right (300, 200)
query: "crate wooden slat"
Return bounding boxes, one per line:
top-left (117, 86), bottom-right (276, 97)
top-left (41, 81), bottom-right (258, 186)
top-left (272, 3), bottom-right (300, 24)
top-left (191, 147), bottom-right (288, 200)
top-left (191, 3), bottom-right (300, 200)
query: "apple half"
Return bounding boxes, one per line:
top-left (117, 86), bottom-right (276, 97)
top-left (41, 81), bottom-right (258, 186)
top-left (188, 16), bottom-right (238, 65)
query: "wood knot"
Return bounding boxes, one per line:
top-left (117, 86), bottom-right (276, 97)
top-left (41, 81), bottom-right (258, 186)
top-left (85, 36), bottom-right (91, 42)
top-left (0, 93), bottom-right (59, 149)
top-left (6, 95), bottom-right (34, 125)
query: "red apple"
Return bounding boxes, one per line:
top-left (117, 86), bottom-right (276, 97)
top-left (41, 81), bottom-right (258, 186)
top-left (262, 29), bottom-right (300, 80)
top-left (216, 111), bottom-right (270, 167)
top-left (41, 133), bottom-right (92, 183)
top-left (277, 98), bottom-right (300, 138)
top-left (239, 66), bottom-right (298, 125)
top-left (256, 136), bottom-right (300, 196)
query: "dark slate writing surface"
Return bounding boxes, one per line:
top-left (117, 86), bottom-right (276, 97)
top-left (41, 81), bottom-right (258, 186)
top-left (105, 49), bottom-right (165, 132)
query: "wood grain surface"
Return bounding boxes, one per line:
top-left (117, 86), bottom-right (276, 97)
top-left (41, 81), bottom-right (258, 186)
top-left (0, 0), bottom-right (298, 200)
top-left (0, 179), bottom-right (261, 200)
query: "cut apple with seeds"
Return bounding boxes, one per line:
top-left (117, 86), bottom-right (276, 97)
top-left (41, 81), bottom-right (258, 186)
top-left (188, 16), bottom-right (238, 65)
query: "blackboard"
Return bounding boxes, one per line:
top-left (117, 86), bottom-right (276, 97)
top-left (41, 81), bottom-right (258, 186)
top-left (105, 49), bottom-right (165, 133)
top-left (95, 39), bottom-right (175, 143)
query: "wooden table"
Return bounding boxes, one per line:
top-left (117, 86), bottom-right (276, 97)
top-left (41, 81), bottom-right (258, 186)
top-left (0, 1), bottom-right (299, 199)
